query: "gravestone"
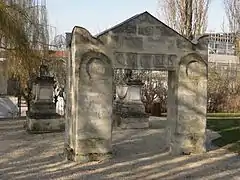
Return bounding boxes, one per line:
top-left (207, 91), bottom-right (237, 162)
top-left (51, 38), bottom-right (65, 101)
top-left (65, 27), bottom-right (113, 162)
top-left (26, 65), bottom-right (64, 133)
top-left (114, 70), bottom-right (149, 129)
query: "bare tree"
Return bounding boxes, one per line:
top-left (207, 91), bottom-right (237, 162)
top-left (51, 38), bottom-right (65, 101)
top-left (157, 0), bottom-right (211, 40)
top-left (224, 0), bottom-right (240, 56)
top-left (224, 0), bottom-right (240, 33)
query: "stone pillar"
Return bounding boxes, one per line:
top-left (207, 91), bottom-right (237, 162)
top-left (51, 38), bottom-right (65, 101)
top-left (167, 53), bottom-right (207, 155)
top-left (166, 70), bottom-right (177, 150)
top-left (26, 65), bottom-right (64, 133)
top-left (65, 27), bottom-right (113, 162)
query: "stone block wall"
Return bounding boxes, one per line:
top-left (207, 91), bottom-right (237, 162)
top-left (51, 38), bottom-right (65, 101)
top-left (98, 13), bottom-right (194, 70)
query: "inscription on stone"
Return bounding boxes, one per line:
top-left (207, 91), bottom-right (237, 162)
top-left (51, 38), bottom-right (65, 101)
top-left (79, 54), bottom-right (112, 131)
top-left (115, 52), bottom-right (126, 66)
top-left (114, 52), bottom-right (177, 70)
top-left (140, 54), bottom-right (152, 68)
top-left (126, 53), bottom-right (138, 69)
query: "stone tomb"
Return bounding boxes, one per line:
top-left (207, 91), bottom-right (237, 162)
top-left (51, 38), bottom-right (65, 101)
top-left (65, 11), bottom-right (208, 162)
top-left (26, 65), bottom-right (64, 133)
top-left (114, 72), bottom-right (149, 129)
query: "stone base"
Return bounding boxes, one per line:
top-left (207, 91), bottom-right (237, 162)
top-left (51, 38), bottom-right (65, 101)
top-left (25, 115), bottom-right (65, 133)
top-left (64, 139), bottom-right (112, 163)
top-left (64, 147), bottom-right (112, 163)
top-left (119, 117), bottom-right (149, 129)
top-left (169, 133), bottom-right (206, 155)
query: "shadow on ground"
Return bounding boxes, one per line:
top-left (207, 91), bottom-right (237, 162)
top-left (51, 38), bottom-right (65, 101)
top-left (0, 119), bottom-right (239, 180)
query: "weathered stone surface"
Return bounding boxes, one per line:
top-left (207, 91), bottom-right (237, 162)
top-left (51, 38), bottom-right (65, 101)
top-left (176, 38), bottom-right (193, 49)
top-left (113, 52), bottom-right (178, 70)
top-left (68, 11), bottom-right (207, 158)
top-left (113, 23), bottom-right (137, 35)
top-left (66, 27), bottom-right (113, 162)
top-left (169, 54), bottom-right (207, 155)
top-left (138, 25), bottom-right (154, 36)
top-left (122, 36), bottom-right (143, 50)
top-left (25, 116), bottom-right (65, 133)
top-left (26, 72), bottom-right (63, 133)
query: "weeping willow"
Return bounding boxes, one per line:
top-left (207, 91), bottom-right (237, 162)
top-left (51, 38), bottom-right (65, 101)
top-left (0, 0), bottom-right (47, 91)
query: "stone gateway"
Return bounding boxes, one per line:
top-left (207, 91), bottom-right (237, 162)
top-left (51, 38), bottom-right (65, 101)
top-left (65, 11), bottom-right (208, 162)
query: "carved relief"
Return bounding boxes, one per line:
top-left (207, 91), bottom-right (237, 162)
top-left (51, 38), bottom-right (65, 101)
top-left (115, 52), bottom-right (126, 66)
top-left (114, 52), bottom-right (177, 70)
top-left (126, 53), bottom-right (138, 69)
top-left (140, 54), bottom-right (152, 68)
top-left (186, 61), bottom-right (205, 80)
top-left (79, 52), bottom-right (112, 126)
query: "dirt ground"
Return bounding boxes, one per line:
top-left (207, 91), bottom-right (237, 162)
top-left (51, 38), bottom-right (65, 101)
top-left (0, 119), bottom-right (239, 180)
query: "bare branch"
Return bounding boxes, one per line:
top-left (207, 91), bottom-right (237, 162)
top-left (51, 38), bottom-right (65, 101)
top-left (157, 0), bottom-right (212, 39)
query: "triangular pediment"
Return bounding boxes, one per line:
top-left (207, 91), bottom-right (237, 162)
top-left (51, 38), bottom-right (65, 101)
top-left (96, 11), bottom-right (193, 45)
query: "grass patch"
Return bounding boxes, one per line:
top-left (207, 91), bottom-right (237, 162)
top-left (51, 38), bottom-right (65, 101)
top-left (161, 112), bottom-right (240, 118)
top-left (207, 113), bottom-right (240, 117)
top-left (207, 119), bottom-right (240, 153)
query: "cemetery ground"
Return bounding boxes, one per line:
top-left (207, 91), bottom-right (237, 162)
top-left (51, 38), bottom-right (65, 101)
top-left (0, 117), bottom-right (239, 180)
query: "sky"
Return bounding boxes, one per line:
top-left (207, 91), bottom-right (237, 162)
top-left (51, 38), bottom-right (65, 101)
top-left (46, 0), bottom-right (226, 37)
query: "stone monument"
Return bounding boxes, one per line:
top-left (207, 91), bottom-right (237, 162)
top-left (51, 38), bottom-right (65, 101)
top-left (65, 28), bottom-right (113, 162)
top-left (114, 70), bottom-right (149, 129)
top-left (25, 65), bottom-right (64, 133)
top-left (67, 11), bottom-right (208, 161)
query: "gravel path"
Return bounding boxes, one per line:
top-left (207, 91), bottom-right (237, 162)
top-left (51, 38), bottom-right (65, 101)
top-left (0, 119), bottom-right (239, 180)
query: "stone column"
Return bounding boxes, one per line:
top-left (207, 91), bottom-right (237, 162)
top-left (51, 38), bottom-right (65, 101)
top-left (166, 70), bottom-right (177, 150)
top-left (167, 53), bottom-right (207, 155)
top-left (65, 27), bottom-right (114, 163)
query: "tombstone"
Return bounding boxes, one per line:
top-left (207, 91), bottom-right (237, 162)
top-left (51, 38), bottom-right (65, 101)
top-left (65, 27), bottom-right (113, 162)
top-left (114, 70), bottom-right (149, 129)
top-left (25, 65), bottom-right (65, 133)
top-left (66, 11), bottom-right (208, 161)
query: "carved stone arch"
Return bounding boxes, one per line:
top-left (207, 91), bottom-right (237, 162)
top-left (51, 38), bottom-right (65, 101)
top-left (79, 51), bottom-right (113, 86)
top-left (179, 53), bottom-right (207, 80)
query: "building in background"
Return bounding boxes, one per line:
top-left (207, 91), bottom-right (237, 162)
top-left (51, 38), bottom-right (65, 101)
top-left (205, 32), bottom-right (240, 77)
